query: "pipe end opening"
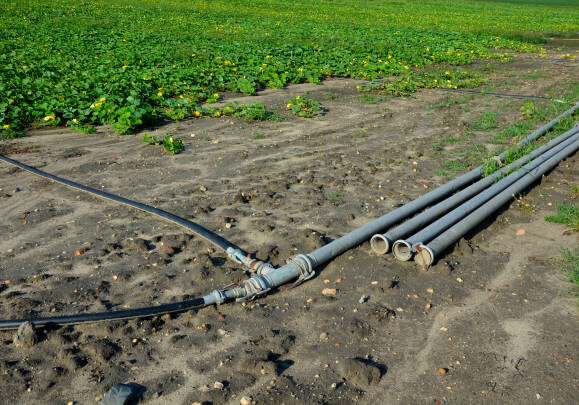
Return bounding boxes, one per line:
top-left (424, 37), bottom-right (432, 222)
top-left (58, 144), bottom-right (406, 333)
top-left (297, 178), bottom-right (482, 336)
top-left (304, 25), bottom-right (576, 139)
top-left (370, 234), bottom-right (390, 254)
top-left (392, 240), bottom-right (413, 261)
top-left (414, 244), bottom-right (434, 270)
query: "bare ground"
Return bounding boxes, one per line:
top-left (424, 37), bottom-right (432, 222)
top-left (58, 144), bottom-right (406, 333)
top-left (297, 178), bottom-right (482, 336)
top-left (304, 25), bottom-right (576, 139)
top-left (0, 49), bottom-right (578, 404)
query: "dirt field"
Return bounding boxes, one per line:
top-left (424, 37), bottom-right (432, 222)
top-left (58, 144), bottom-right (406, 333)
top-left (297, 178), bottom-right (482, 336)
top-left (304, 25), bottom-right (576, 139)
top-left (0, 49), bottom-right (578, 404)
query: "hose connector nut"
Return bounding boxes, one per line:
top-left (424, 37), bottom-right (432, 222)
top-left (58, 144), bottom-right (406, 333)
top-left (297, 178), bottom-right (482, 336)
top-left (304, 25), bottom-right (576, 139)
top-left (209, 289), bottom-right (228, 305)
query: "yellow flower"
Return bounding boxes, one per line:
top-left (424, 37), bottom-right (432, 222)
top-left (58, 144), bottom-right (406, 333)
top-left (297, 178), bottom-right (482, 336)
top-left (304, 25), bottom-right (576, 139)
top-left (94, 102), bottom-right (103, 107)
top-left (157, 92), bottom-right (163, 97)
top-left (286, 103), bottom-right (292, 108)
top-left (296, 96), bottom-right (300, 100)
top-left (44, 114), bottom-right (56, 121)
top-left (99, 97), bottom-right (106, 102)
top-left (213, 93), bottom-right (219, 98)
top-left (194, 111), bottom-right (201, 117)
top-left (72, 119), bottom-right (79, 124)
top-left (215, 111), bottom-right (221, 117)
top-left (122, 65), bottom-right (128, 69)
top-left (2, 124), bottom-right (9, 129)
top-left (445, 71), bottom-right (450, 75)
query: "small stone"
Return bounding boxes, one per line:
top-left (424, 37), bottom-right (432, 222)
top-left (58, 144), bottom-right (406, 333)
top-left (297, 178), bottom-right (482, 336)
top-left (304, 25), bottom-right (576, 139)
top-left (425, 303), bottom-right (432, 310)
top-left (358, 295), bottom-right (369, 304)
top-left (217, 328), bottom-right (228, 336)
top-left (199, 385), bottom-right (210, 392)
top-left (371, 281), bottom-right (378, 285)
top-left (319, 332), bottom-right (328, 340)
top-left (13, 321), bottom-right (39, 348)
top-left (240, 397), bottom-right (251, 405)
top-left (200, 185), bottom-right (207, 192)
top-left (75, 249), bottom-right (83, 256)
top-left (101, 383), bottom-right (145, 405)
top-left (456, 277), bottom-right (463, 283)
top-left (426, 288), bottom-right (434, 294)
top-left (213, 381), bottom-right (224, 390)
top-left (561, 309), bottom-right (569, 316)
top-left (438, 368), bottom-right (447, 375)
top-left (516, 229), bottom-right (525, 236)
top-left (322, 288), bottom-right (337, 296)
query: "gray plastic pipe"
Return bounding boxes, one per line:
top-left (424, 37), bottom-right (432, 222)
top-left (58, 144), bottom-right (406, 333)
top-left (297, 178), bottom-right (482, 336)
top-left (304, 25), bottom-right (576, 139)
top-left (202, 104), bottom-right (579, 305)
top-left (414, 139), bottom-right (579, 269)
top-left (392, 129), bottom-right (579, 261)
top-left (371, 126), bottom-right (579, 254)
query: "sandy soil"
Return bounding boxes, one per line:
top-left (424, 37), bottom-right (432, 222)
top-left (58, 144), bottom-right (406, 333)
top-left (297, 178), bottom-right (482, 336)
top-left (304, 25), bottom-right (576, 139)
top-left (0, 49), bottom-right (578, 404)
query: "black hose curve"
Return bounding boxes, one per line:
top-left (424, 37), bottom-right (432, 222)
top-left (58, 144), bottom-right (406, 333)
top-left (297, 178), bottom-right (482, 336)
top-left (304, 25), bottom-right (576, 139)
top-left (0, 297), bottom-right (205, 330)
top-left (0, 154), bottom-right (242, 253)
top-left (0, 153), bottom-right (250, 329)
top-left (436, 88), bottom-right (561, 101)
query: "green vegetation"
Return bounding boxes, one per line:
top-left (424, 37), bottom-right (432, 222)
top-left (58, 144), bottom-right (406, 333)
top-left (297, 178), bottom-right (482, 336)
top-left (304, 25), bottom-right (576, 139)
top-left (1, 0), bottom-right (578, 136)
top-left (545, 203), bottom-right (579, 232)
top-left (443, 161), bottom-right (469, 171)
top-left (481, 81), bottom-right (579, 177)
top-left (286, 97), bottom-right (321, 118)
top-left (471, 112), bottom-right (498, 130)
top-left (252, 133), bottom-right (265, 140)
top-left (141, 133), bottom-right (184, 155)
top-left (436, 169), bottom-right (452, 177)
top-left (557, 248), bottom-right (579, 293)
top-left (442, 136), bottom-right (463, 144)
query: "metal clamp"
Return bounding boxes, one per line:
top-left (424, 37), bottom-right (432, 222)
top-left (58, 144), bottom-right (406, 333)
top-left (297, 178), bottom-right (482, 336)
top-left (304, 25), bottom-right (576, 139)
top-left (288, 254), bottom-right (316, 287)
top-left (236, 275), bottom-right (272, 302)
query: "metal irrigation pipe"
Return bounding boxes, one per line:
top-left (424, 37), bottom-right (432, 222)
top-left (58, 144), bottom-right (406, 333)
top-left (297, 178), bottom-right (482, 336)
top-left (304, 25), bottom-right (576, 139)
top-left (371, 126), bottom-right (579, 254)
top-left (392, 130), bottom-right (579, 261)
top-left (413, 139), bottom-right (579, 269)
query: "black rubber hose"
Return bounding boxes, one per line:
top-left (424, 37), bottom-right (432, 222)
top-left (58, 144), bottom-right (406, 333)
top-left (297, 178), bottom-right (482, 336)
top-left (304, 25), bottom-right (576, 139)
top-left (436, 88), bottom-right (561, 101)
top-left (0, 154), bottom-right (242, 253)
top-left (0, 297), bottom-right (206, 330)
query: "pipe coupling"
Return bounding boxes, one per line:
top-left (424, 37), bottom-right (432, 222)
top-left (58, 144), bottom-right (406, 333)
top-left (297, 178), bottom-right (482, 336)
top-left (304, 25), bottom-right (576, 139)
top-left (208, 288), bottom-right (229, 305)
top-left (287, 254), bottom-right (316, 287)
top-left (237, 275), bottom-right (272, 302)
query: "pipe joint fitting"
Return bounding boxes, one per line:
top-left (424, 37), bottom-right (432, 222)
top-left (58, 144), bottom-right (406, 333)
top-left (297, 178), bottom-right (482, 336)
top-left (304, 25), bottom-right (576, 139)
top-left (208, 289), bottom-right (229, 305)
top-left (288, 254), bottom-right (316, 287)
top-left (237, 275), bottom-right (272, 302)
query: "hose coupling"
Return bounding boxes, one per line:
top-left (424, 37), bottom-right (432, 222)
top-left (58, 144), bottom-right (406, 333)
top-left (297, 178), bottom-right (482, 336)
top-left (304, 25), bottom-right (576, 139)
top-left (208, 288), bottom-right (229, 305)
top-left (227, 247), bottom-right (251, 266)
top-left (288, 254), bottom-right (316, 287)
top-left (250, 260), bottom-right (276, 275)
top-left (237, 275), bottom-right (272, 302)
top-left (227, 247), bottom-right (275, 275)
